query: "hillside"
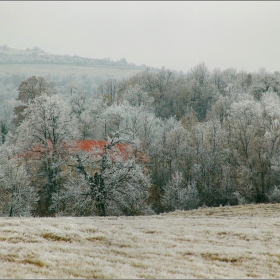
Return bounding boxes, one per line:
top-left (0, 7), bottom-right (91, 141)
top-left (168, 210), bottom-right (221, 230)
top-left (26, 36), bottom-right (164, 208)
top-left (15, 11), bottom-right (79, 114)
top-left (0, 45), bottom-right (149, 80)
top-left (1, 203), bottom-right (280, 279)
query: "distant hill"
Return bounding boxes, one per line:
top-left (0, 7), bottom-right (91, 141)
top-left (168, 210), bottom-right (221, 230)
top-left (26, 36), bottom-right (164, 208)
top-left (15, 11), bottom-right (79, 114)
top-left (0, 45), bottom-right (155, 80)
top-left (0, 45), bottom-right (143, 68)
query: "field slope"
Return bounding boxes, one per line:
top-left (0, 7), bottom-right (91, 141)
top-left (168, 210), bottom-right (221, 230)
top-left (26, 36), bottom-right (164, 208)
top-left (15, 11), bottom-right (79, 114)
top-left (0, 203), bottom-right (280, 279)
top-left (0, 47), bottom-right (147, 80)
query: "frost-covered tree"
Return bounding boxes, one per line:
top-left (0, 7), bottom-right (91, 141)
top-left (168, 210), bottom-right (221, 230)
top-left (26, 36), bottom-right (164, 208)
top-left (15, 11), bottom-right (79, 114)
top-left (256, 92), bottom-right (280, 200)
top-left (96, 101), bottom-right (162, 150)
top-left (69, 91), bottom-right (99, 139)
top-left (186, 63), bottom-right (218, 121)
top-left (97, 78), bottom-right (120, 105)
top-left (13, 76), bottom-right (54, 126)
top-left (0, 145), bottom-right (38, 216)
top-left (266, 186), bottom-right (280, 203)
top-left (0, 119), bottom-right (9, 144)
top-left (225, 92), bottom-right (280, 202)
top-left (16, 93), bottom-right (80, 215)
top-left (183, 119), bottom-right (235, 206)
top-left (249, 70), bottom-right (280, 100)
top-left (161, 171), bottom-right (199, 211)
top-left (120, 84), bottom-right (154, 112)
top-left (52, 132), bottom-right (151, 216)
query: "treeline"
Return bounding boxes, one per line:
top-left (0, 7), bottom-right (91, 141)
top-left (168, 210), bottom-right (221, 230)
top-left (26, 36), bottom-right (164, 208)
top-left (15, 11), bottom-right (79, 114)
top-left (96, 65), bottom-right (280, 211)
top-left (1, 63), bottom-right (280, 217)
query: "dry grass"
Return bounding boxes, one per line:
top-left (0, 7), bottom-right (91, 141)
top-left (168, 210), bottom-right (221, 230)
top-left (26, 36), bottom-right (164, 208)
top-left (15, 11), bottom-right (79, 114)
top-left (0, 203), bottom-right (280, 278)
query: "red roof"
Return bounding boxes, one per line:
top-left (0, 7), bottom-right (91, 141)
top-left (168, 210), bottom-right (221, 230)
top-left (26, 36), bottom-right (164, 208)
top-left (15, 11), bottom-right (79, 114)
top-left (19, 140), bottom-right (133, 161)
top-left (69, 140), bottom-right (132, 161)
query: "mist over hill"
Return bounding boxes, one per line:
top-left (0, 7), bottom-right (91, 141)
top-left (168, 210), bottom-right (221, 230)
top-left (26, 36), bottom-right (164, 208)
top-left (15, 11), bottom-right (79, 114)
top-left (0, 45), bottom-right (161, 93)
top-left (0, 44), bottom-right (149, 70)
top-left (0, 44), bottom-right (160, 105)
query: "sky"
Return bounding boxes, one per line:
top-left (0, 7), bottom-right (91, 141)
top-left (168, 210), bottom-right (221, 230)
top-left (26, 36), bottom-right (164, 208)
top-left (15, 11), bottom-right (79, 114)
top-left (1, 1), bottom-right (280, 73)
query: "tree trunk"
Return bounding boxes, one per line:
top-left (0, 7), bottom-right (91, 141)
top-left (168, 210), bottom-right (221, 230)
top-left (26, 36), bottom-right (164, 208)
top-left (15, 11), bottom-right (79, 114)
top-left (9, 205), bottom-right (13, 217)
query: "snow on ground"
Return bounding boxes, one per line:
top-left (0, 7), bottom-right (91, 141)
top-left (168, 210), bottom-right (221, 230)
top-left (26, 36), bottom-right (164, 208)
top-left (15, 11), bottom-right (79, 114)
top-left (0, 203), bottom-right (280, 278)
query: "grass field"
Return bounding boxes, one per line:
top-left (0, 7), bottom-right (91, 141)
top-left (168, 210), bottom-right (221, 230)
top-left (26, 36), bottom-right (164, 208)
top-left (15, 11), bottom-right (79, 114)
top-left (0, 63), bottom-right (142, 80)
top-left (1, 203), bottom-right (280, 278)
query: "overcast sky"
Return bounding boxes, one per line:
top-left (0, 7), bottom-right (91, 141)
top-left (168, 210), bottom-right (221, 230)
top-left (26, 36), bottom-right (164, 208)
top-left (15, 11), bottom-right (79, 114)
top-left (1, 1), bottom-right (280, 73)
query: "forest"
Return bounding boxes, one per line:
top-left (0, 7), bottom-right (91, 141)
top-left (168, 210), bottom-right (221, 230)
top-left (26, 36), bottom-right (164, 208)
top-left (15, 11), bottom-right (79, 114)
top-left (1, 57), bottom-right (280, 217)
